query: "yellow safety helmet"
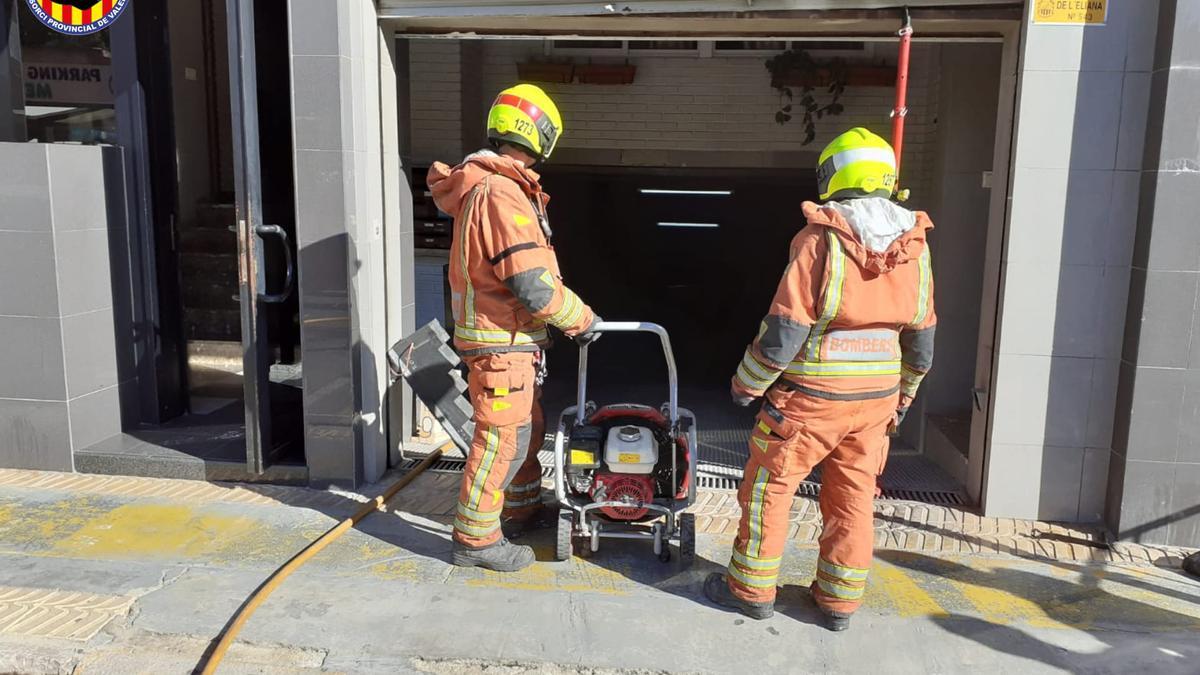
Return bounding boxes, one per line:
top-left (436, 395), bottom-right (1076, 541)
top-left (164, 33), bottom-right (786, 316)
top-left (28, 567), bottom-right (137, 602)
top-left (487, 84), bottom-right (564, 161)
top-left (816, 128), bottom-right (897, 201)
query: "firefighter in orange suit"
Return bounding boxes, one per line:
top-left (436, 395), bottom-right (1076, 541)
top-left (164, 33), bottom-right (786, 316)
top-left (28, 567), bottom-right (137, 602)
top-left (704, 128), bottom-right (936, 630)
top-left (428, 84), bottom-right (600, 572)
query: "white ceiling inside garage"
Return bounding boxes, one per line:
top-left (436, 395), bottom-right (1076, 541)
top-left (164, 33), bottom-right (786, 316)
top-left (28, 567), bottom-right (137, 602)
top-left (379, 0), bottom-right (1023, 18)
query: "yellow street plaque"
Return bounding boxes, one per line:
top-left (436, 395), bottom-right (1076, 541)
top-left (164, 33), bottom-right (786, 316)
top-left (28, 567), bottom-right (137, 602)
top-left (1032, 0), bottom-right (1108, 25)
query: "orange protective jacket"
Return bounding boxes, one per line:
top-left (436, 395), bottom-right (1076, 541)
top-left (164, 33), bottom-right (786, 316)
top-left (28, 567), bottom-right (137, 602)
top-left (733, 200), bottom-right (936, 405)
top-left (429, 151), bottom-right (596, 355)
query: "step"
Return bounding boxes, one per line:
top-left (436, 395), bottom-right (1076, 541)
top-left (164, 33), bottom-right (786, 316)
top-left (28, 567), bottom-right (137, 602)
top-left (184, 307), bottom-right (242, 342)
top-left (75, 432), bottom-right (307, 484)
top-left (181, 279), bottom-right (240, 311)
top-left (180, 253), bottom-right (238, 286)
top-left (179, 227), bottom-right (236, 255)
top-left (195, 202), bottom-right (236, 230)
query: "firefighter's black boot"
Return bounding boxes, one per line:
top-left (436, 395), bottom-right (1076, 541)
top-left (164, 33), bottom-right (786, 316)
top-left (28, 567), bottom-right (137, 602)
top-left (805, 582), bottom-right (852, 632)
top-left (704, 572), bottom-right (775, 620)
top-left (452, 538), bottom-right (535, 572)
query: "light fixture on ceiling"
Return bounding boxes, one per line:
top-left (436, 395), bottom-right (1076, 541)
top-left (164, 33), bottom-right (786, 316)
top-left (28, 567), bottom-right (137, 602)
top-left (639, 189), bottom-right (733, 196)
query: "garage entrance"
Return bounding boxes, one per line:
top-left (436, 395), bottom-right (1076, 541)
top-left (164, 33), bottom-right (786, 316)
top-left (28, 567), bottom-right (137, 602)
top-left (390, 5), bottom-right (1019, 507)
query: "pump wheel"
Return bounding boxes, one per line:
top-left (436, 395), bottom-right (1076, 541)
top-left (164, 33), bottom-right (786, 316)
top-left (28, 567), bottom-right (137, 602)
top-left (679, 512), bottom-right (696, 568)
top-left (555, 509), bottom-right (573, 562)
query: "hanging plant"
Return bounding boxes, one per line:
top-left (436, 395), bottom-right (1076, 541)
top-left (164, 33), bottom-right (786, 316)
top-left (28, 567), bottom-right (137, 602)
top-left (764, 49), bottom-right (849, 145)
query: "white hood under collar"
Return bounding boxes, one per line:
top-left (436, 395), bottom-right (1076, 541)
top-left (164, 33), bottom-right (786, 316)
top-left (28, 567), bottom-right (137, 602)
top-left (825, 197), bottom-right (918, 253)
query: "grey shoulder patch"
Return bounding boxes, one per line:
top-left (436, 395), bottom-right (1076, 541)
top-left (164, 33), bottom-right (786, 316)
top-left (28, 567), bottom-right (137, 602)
top-left (504, 267), bottom-right (555, 313)
top-left (900, 326), bottom-right (936, 370)
top-left (758, 314), bottom-right (812, 367)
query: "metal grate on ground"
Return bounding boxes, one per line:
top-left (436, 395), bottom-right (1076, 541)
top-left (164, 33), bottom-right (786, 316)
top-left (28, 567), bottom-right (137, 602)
top-left (694, 473), bottom-right (965, 506)
top-left (406, 423), bottom-right (968, 506)
top-left (410, 456), bottom-right (964, 507)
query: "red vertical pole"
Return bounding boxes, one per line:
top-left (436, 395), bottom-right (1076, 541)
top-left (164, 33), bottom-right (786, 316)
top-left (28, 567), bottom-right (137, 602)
top-left (891, 8), bottom-right (914, 185)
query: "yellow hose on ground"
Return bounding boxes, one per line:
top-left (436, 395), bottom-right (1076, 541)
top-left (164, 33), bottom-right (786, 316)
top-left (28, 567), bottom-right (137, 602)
top-left (199, 447), bottom-right (447, 674)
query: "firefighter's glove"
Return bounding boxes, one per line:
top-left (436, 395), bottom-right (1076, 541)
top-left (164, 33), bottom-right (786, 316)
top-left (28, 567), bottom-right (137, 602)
top-left (573, 316), bottom-right (603, 348)
top-left (731, 387), bottom-right (757, 408)
top-left (888, 406), bottom-right (910, 437)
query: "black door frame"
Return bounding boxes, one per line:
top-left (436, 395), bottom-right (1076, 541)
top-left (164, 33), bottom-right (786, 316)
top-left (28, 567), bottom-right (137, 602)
top-left (111, 0), bottom-right (187, 425)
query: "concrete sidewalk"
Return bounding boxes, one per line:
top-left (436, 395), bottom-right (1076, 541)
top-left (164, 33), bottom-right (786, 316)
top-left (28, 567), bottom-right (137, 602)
top-left (0, 468), bottom-right (1197, 674)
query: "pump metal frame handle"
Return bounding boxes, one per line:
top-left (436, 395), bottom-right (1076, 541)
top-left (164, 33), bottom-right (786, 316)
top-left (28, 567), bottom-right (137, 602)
top-left (575, 321), bottom-right (679, 426)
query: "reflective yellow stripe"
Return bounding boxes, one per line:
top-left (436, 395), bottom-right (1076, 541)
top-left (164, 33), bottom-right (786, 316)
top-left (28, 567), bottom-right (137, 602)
top-left (746, 467), bottom-right (770, 557)
top-left (464, 285), bottom-right (477, 327)
top-left (454, 324), bottom-right (549, 345)
top-left (738, 363), bottom-right (774, 387)
top-left (756, 421), bottom-right (771, 435)
top-left (818, 558), bottom-right (869, 582)
top-left (900, 364), bottom-right (926, 395)
top-left (458, 184), bottom-right (484, 328)
top-left (734, 362), bottom-right (772, 389)
top-left (728, 565), bottom-right (779, 589)
top-left (457, 502), bottom-right (502, 523)
top-left (736, 363), bottom-right (774, 389)
top-left (785, 361), bottom-right (902, 377)
top-left (547, 288), bottom-right (584, 329)
top-left (454, 516), bottom-right (500, 537)
top-left (732, 549), bottom-right (782, 571)
top-left (911, 245), bottom-right (932, 327)
top-left (805, 232), bottom-right (846, 361)
top-left (816, 577), bottom-right (865, 600)
top-left (751, 437), bottom-right (769, 452)
top-left (741, 351), bottom-right (777, 383)
top-left (467, 426), bottom-right (500, 509)
top-left (564, 290), bottom-right (586, 328)
top-left (506, 481), bottom-right (541, 495)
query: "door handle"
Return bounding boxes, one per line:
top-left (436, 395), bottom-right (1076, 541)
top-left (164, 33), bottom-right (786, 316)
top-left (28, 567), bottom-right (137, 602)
top-left (256, 224), bottom-right (295, 304)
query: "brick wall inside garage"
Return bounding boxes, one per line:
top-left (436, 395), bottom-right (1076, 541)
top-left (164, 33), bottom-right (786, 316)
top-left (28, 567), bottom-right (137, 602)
top-left (409, 40), bottom-right (464, 161)
top-left (407, 38), bottom-right (941, 205)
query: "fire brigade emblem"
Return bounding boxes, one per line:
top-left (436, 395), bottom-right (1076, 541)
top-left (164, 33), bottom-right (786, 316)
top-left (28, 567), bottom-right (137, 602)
top-left (25, 0), bottom-right (129, 36)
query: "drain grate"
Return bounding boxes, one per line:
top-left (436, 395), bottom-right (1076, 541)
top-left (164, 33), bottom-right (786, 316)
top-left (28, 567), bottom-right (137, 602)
top-left (696, 473), bottom-right (965, 505)
top-left (404, 460), bottom-right (966, 505)
top-left (399, 456), bottom-right (555, 478)
top-left (399, 457), bottom-right (467, 474)
top-left (878, 488), bottom-right (966, 505)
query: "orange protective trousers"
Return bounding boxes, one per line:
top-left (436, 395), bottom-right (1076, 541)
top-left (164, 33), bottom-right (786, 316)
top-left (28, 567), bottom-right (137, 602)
top-left (453, 352), bottom-right (545, 548)
top-left (726, 385), bottom-right (896, 615)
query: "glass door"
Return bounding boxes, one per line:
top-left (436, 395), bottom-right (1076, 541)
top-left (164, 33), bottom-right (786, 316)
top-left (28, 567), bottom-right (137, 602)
top-left (225, 0), bottom-right (294, 473)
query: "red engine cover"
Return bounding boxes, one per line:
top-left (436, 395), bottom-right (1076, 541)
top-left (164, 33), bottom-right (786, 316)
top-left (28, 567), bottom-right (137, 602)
top-left (591, 472), bottom-right (655, 520)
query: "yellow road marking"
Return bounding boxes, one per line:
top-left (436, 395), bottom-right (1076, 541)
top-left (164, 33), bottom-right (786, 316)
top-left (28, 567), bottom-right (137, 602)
top-left (464, 561), bottom-right (629, 596)
top-left (950, 573), bottom-right (1067, 629)
top-left (52, 503), bottom-right (260, 560)
top-left (871, 559), bottom-right (949, 618)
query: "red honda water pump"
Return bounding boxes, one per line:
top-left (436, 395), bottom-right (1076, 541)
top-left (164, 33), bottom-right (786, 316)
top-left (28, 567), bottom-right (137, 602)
top-left (591, 472), bottom-right (655, 520)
